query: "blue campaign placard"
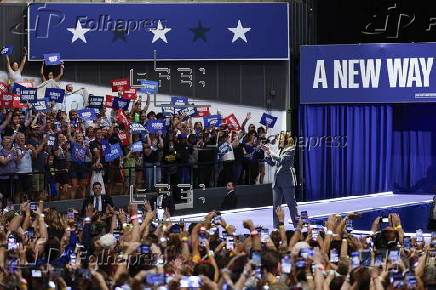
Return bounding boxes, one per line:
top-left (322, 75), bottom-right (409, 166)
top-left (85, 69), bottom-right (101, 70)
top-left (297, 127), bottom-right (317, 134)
top-left (45, 88), bottom-right (65, 103)
top-left (43, 53), bottom-right (62, 65)
top-left (301, 43), bottom-right (436, 104)
top-left (28, 3), bottom-right (289, 60)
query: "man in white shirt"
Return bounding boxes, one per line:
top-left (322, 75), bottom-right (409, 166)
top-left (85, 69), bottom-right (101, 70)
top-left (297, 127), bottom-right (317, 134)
top-left (63, 84), bottom-right (89, 113)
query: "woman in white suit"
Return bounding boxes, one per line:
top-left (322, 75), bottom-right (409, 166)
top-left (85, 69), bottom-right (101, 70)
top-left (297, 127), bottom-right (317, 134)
top-left (262, 132), bottom-right (298, 228)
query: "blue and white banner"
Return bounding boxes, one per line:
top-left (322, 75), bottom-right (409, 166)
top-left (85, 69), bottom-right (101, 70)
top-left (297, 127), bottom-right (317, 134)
top-left (131, 141), bottom-right (143, 152)
top-left (33, 100), bottom-right (49, 112)
top-left (47, 134), bottom-right (57, 147)
top-left (130, 122), bottom-right (147, 134)
top-left (112, 97), bottom-right (130, 110)
top-left (45, 88), bottom-right (65, 103)
top-left (43, 53), bottom-right (62, 65)
top-left (77, 109), bottom-right (97, 121)
top-left (146, 120), bottom-right (165, 133)
top-left (139, 80), bottom-right (159, 94)
top-left (0, 46), bottom-right (13, 56)
top-left (20, 88), bottom-right (38, 103)
top-left (301, 43), bottom-right (436, 104)
top-left (88, 95), bottom-right (104, 108)
top-left (204, 114), bottom-right (221, 128)
top-left (178, 106), bottom-right (197, 120)
top-left (11, 83), bottom-right (26, 95)
top-left (105, 143), bottom-right (123, 162)
top-left (161, 105), bottom-right (175, 116)
top-left (28, 3), bottom-right (289, 60)
top-left (260, 113), bottom-right (277, 128)
top-left (171, 96), bottom-right (188, 110)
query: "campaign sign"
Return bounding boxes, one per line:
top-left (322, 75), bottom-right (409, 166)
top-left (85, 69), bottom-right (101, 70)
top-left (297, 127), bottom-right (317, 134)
top-left (260, 113), bottom-right (277, 128)
top-left (77, 109), bottom-right (97, 121)
top-left (105, 95), bottom-right (115, 108)
top-left (33, 100), bottom-right (49, 112)
top-left (1, 94), bottom-right (13, 109)
top-left (112, 97), bottom-right (130, 111)
top-left (118, 131), bottom-right (130, 146)
top-left (45, 88), bottom-right (65, 103)
top-left (139, 80), bottom-right (159, 94)
top-left (19, 88), bottom-right (38, 103)
top-left (122, 88), bottom-right (137, 100)
top-left (43, 53), bottom-right (62, 65)
top-left (88, 96), bottom-right (104, 108)
top-left (105, 143), bottom-right (123, 162)
top-left (161, 104), bottom-right (175, 116)
top-left (130, 123), bottom-right (146, 134)
top-left (224, 114), bottom-right (241, 131)
top-left (11, 83), bottom-right (26, 95)
top-left (101, 140), bottom-right (110, 156)
top-left (178, 106), bottom-right (197, 119)
top-left (171, 96), bottom-right (189, 110)
top-left (204, 114), bottom-right (222, 128)
top-left (111, 79), bottom-right (130, 92)
top-left (0, 46), bottom-right (13, 56)
top-left (146, 120), bottom-right (165, 133)
top-left (195, 107), bottom-right (210, 117)
top-left (131, 141), bottom-right (143, 152)
top-left (13, 95), bottom-right (28, 108)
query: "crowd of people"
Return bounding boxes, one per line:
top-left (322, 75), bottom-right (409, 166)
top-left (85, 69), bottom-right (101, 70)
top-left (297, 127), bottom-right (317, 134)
top-left (0, 199), bottom-right (434, 289)
top-left (1, 49), bottom-right (272, 205)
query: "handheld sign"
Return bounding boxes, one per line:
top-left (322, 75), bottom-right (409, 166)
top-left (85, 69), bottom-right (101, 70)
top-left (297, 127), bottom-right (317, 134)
top-left (223, 114), bottom-right (241, 131)
top-left (13, 95), bottom-right (28, 108)
top-left (77, 109), bottom-right (97, 121)
top-left (88, 95), bottom-right (104, 108)
top-left (161, 104), bottom-right (175, 116)
top-left (130, 123), bottom-right (147, 134)
top-left (111, 79), bottom-right (130, 92)
top-left (139, 80), bottom-right (159, 94)
top-left (0, 46), bottom-right (13, 56)
top-left (116, 109), bottom-right (131, 127)
top-left (105, 143), bottom-right (123, 162)
top-left (33, 100), bottom-right (49, 112)
top-left (43, 53), bottom-right (62, 65)
top-left (178, 107), bottom-right (197, 120)
top-left (11, 82), bottom-right (26, 95)
top-left (131, 141), bottom-right (143, 152)
top-left (146, 120), bottom-right (165, 133)
top-left (118, 131), bottom-right (130, 146)
top-left (195, 106), bottom-right (210, 117)
top-left (105, 95), bottom-right (115, 108)
top-left (204, 114), bottom-right (222, 128)
top-left (45, 88), bottom-right (65, 103)
top-left (260, 113), bottom-right (278, 128)
top-left (171, 96), bottom-right (189, 110)
top-left (112, 97), bottom-right (130, 111)
top-left (122, 88), bottom-right (137, 100)
top-left (20, 88), bottom-right (38, 103)
top-left (0, 82), bottom-right (8, 94)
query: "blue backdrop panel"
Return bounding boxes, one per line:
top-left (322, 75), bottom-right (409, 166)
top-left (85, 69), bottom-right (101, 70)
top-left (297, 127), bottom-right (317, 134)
top-left (27, 3), bottom-right (289, 60)
top-left (301, 43), bottom-right (436, 104)
top-left (392, 104), bottom-right (436, 193)
top-left (299, 104), bottom-right (392, 201)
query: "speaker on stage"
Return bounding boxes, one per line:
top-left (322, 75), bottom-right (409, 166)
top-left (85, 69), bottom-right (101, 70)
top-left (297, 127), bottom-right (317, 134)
top-left (427, 196), bottom-right (436, 231)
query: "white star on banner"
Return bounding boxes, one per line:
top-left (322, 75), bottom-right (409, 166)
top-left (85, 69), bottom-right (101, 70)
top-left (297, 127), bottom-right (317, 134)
top-left (228, 20), bottom-right (251, 43)
top-left (67, 20), bottom-right (91, 43)
top-left (150, 20), bottom-right (172, 44)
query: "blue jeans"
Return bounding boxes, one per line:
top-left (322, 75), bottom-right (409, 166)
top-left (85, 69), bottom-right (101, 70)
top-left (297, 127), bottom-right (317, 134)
top-left (144, 162), bottom-right (161, 190)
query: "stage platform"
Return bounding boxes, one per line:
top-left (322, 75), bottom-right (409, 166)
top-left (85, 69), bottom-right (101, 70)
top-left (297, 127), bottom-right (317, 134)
top-left (174, 192), bottom-right (435, 234)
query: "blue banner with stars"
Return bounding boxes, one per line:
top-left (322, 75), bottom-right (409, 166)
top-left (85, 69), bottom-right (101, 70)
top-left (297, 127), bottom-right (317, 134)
top-left (27, 3), bottom-right (289, 60)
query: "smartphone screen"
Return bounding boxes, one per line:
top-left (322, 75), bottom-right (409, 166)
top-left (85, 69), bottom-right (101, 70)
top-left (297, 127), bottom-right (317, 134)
top-left (351, 252), bottom-right (360, 268)
top-left (281, 256), bottom-right (291, 274)
top-left (157, 207), bottom-right (164, 220)
top-left (361, 250), bottom-right (371, 266)
top-left (261, 229), bottom-right (269, 243)
top-left (226, 236), bottom-right (234, 250)
top-left (145, 274), bottom-right (166, 286)
top-left (312, 227), bottom-right (319, 240)
top-left (30, 202), bottom-right (37, 211)
top-left (296, 258), bottom-right (306, 269)
top-left (7, 236), bottom-right (17, 251)
top-left (390, 272), bottom-right (404, 288)
top-left (32, 269), bottom-right (42, 278)
top-left (70, 253), bottom-right (77, 264)
top-left (346, 219), bottom-right (353, 232)
top-left (180, 276), bottom-right (201, 288)
top-left (67, 209), bottom-right (75, 219)
top-left (389, 250), bottom-right (400, 264)
top-left (403, 237), bottom-right (411, 249)
top-left (405, 273), bottom-right (417, 287)
top-left (330, 249), bottom-right (339, 263)
top-left (416, 229), bottom-right (423, 243)
top-left (300, 248), bottom-right (313, 259)
top-left (252, 251), bottom-right (261, 267)
top-left (300, 211), bottom-right (309, 224)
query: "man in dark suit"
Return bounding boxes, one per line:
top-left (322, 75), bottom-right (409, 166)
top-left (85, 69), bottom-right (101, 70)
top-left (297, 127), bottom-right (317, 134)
top-left (220, 181), bottom-right (238, 210)
top-left (82, 182), bottom-right (113, 213)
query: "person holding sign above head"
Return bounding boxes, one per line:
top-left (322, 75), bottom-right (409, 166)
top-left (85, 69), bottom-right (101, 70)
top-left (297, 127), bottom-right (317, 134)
top-left (66, 122), bottom-right (91, 200)
top-left (40, 60), bottom-right (64, 83)
top-left (262, 132), bottom-right (298, 229)
top-left (4, 47), bottom-right (27, 83)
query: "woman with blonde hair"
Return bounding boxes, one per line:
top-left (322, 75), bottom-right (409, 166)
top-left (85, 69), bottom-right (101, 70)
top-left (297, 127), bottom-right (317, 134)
top-left (262, 132), bottom-right (298, 228)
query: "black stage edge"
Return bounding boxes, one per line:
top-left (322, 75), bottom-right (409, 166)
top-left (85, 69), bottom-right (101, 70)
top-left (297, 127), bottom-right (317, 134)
top-left (35, 184), bottom-right (273, 215)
